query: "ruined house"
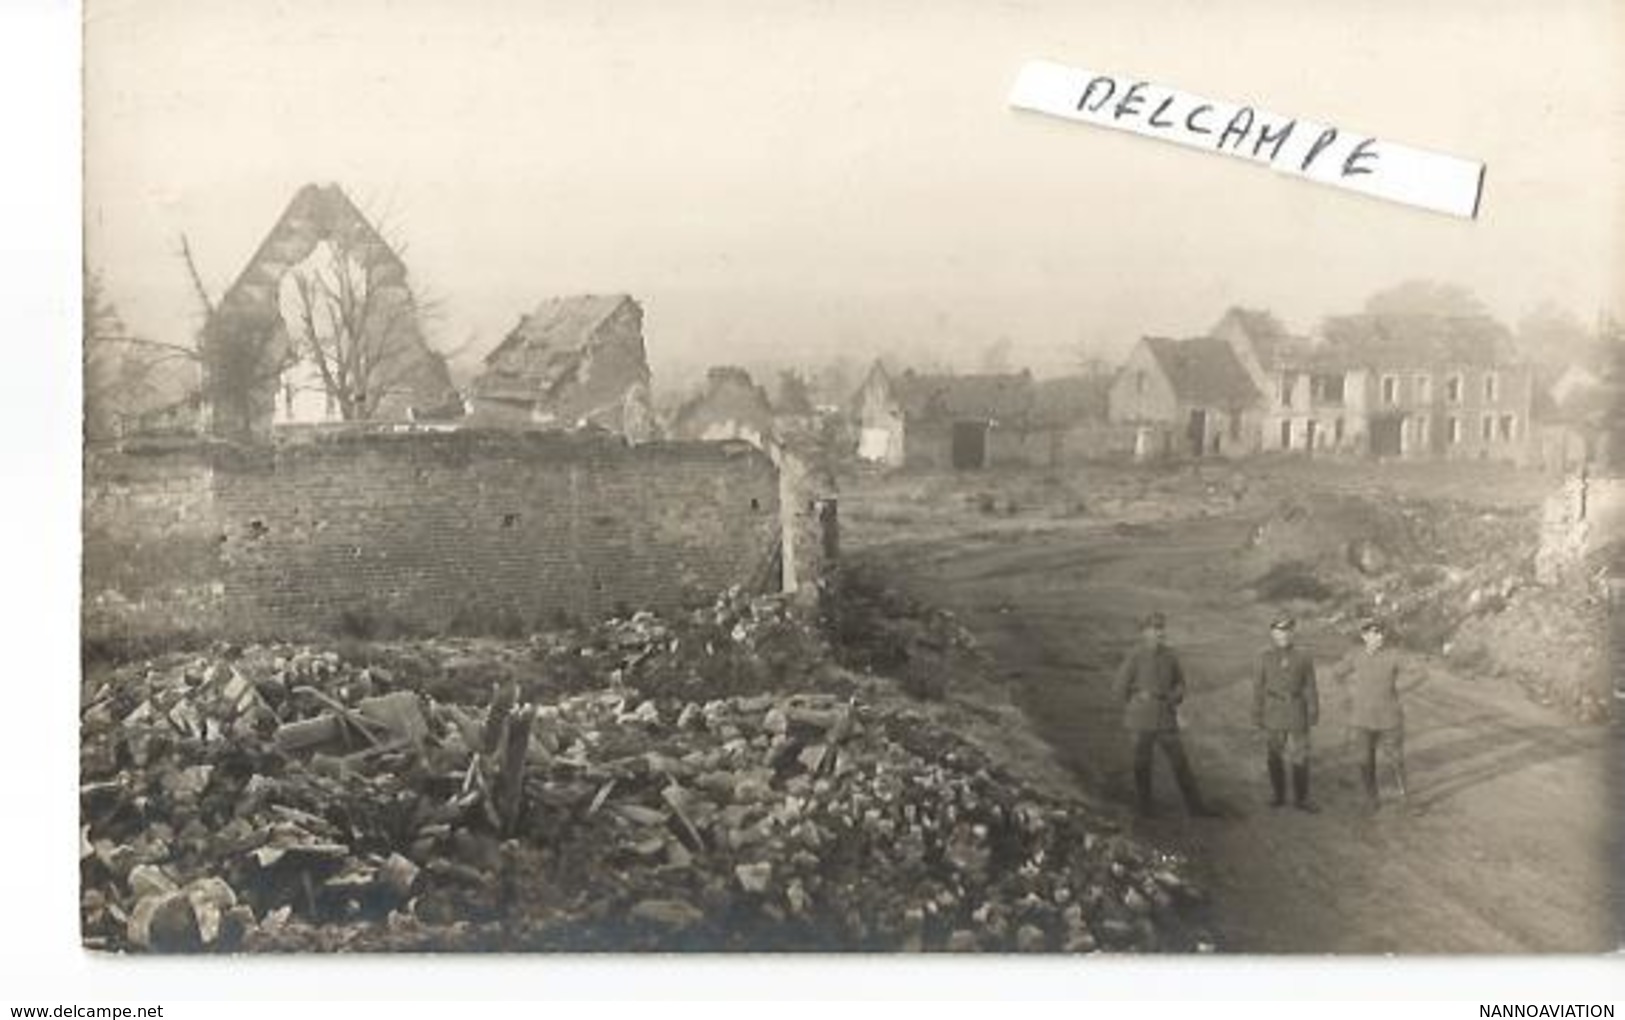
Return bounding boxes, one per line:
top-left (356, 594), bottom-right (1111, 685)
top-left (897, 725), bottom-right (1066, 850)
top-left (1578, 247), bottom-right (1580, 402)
top-left (1209, 303), bottom-right (1538, 461)
top-left (770, 370), bottom-right (820, 439)
top-left (1318, 313), bottom-right (1534, 461)
top-left (669, 366), bottom-right (777, 448)
top-left (467, 294), bottom-right (655, 441)
top-left (1109, 336), bottom-right (1263, 459)
top-left (1213, 307), bottom-right (1361, 455)
top-left (852, 363), bottom-right (1040, 469)
top-left (203, 183), bottom-right (459, 437)
top-left (852, 361), bottom-right (907, 466)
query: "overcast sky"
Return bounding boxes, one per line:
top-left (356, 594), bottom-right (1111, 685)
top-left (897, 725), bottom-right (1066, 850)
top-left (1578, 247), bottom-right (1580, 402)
top-left (84, 0), bottom-right (1623, 386)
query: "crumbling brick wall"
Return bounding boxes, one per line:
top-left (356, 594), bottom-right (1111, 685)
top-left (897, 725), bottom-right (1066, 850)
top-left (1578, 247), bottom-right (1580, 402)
top-left (1535, 473), bottom-right (1625, 583)
top-left (771, 441), bottom-right (839, 603)
top-left (83, 443), bottom-right (228, 640)
top-left (84, 431), bottom-right (784, 641)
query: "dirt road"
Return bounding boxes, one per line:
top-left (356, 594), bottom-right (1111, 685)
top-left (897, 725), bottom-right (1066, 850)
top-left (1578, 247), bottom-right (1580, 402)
top-left (856, 509), bottom-right (1619, 953)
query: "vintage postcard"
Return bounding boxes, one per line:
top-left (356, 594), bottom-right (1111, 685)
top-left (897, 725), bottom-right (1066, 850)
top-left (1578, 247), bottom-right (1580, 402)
top-left (80, 0), bottom-right (1622, 956)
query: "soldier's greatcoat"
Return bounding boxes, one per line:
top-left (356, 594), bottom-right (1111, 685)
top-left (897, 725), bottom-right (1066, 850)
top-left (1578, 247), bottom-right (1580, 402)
top-left (1252, 646), bottom-right (1319, 732)
top-left (1347, 648), bottom-right (1404, 731)
top-left (1116, 645), bottom-right (1186, 732)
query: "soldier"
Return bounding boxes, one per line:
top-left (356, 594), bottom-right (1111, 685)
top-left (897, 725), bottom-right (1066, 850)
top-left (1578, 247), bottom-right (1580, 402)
top-left (1115, 611), bottom-right (1216, 818)
top-left (1346, 619), bottom-right (1417, 814)
top-left (1252, 614), bottom-right (1320, 812)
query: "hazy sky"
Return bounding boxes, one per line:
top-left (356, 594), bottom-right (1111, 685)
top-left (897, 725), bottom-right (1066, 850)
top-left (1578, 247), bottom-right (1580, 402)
top-left (85, 0), bottom-right (1623, 387)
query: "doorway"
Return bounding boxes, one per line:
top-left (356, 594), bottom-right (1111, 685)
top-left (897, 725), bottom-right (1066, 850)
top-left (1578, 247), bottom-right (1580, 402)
top-left (1187, 409), bottom-right (1208, 458)
top-left (951, 420), bottom-right (989, 470)
top-left (1369, 414), bottom-right (1403, 457)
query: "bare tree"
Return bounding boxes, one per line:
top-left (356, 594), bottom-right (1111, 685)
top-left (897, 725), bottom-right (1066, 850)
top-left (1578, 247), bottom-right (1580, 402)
top-left (83, 266), bottom-right (136, 441)
top-left (186, 188), bottom-right (451, 435)
top-left (277, 233), bottom-right (431, 421)
top-left (83, 265), bottom-right (203, 441)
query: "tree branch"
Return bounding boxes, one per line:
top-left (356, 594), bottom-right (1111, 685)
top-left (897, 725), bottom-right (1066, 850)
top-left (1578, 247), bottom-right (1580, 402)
top-left (177, 234), bottom-right (216, 319)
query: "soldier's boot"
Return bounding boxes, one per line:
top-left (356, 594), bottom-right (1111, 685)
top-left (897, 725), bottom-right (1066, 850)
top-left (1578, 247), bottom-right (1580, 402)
top-left (1291, 763), bottom-right (1319, 813)
top-left (1266, 752), bottom-right (1287, 808)
top-left (1133, 761), bottom-right (1156, 817)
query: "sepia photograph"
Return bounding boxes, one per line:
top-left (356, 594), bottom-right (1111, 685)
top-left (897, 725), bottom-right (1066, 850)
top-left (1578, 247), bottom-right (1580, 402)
top-left (77, 0), bottom-right (1622, 959)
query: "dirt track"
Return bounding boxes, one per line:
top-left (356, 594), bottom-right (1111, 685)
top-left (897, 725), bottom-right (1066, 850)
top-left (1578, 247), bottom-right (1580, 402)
top-left (854, 493), bottom-right (1620, 953)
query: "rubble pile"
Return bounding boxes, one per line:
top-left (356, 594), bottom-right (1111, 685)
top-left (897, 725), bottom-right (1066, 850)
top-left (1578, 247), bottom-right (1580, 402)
top-left (265, 588), bottom-right (847, 709)
top-left (531, 587), bottom-right (841, 703)
top-left (1239, 490), bottom-right (1618, 720)
top-left (1446, 574), bottom-right (1612, 722)
top-left (1241, 494), bottom-right (1538, 639)
top-left (825, 564), bottom-right (988, 700)
top-left (81, 626), bottom-right (1205, 953)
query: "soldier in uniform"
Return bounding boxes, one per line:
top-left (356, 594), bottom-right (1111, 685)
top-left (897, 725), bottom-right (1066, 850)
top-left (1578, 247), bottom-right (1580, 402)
top-left (1115, 611), bottom-right (1216, 818)
top-left (1252, 615), bottom-right (1320, 812)
top-left (1345, 619), bottom-right (1416, 814)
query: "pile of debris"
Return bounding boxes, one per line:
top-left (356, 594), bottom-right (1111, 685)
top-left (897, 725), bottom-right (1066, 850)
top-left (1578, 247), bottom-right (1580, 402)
top-left (1241, 493), bottom-right (1538, 642)
top-left (1446, 572), bottom-right (1613, 723)
top-left (81, 617), bottom-right (1206, 953)
top-left (824, 564), bottom-right (987, 700)
top-left (1236, 490), bottom-right (1619, 721)
top-left (531, 587), bottom-right (841, 702)
top-left (281, 588), bottom-right (846, 711)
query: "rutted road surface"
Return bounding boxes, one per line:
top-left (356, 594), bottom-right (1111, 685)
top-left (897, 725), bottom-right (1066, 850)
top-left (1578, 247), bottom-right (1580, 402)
top-left (859, 513), bottom-right (1619, 953)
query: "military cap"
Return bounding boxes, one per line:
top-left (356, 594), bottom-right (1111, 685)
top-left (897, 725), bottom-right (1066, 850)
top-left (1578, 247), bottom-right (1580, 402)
top-left (1270, 614), bottom-right (1296, 631)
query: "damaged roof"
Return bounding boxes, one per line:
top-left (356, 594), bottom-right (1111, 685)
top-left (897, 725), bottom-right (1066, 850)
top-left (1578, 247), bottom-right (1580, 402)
top-left (670, 366), bottom-right (776, 437)
top-left (1032, 374), bottom-right (1112, 426)
top-left (473, 294), bottom-right (646, 404)
top-left (1320, 313), bottom-right (1519, 370)
top-left (1213, 306), bottom-right (1313, 368)
top-left (1142, 337), bottom-right (1263, 407)
top-left (893, 371), bottom-right (1035, 422)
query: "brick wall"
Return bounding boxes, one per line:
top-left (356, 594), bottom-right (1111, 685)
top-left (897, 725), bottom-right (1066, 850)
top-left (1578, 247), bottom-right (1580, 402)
top-left (83, 443), bottom-right (227, 640)
top-left (84, 431), bottom-right (787, 641)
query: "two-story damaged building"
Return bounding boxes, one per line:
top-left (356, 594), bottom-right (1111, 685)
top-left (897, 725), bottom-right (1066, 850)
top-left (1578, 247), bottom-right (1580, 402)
top-left (1214, 307), bottom-right (1364, 454)
top-left (1108, 336), bottom-right (1263, 458)
top-left (1318, 312), bottom-right (1534, 461)
top-left (468, 294), bottom-right (656, 441)
top-left (852, 362), bottom-right (1039, 469)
